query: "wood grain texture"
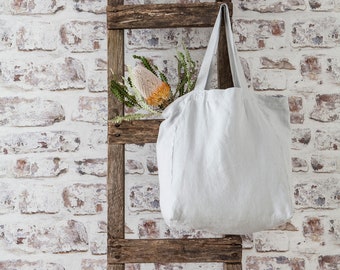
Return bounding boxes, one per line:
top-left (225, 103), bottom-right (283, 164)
top-left (222, 235), bottom-right (242, 270)
top-left (107, 30), bottom-right (124, 120)
top-left (107, 2), bottom-right (124, 270)
top-left (107, 265), bottom-right (124, 270)
top-left (107, 28), bottom-right (125, 238)
top-left (107, 2), bottom-right (232, 30)
top-left (218, 11), bottom-right (233, 89)
top-left (108, 238), bottom-right (242, 264)
top-left (108, 119), bottom-right (162, 144)
top-left (224, 263), bottom-right (243, 270)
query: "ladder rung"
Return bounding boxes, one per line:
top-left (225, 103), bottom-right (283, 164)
top-left (108, 119), bottom-right (162, 144)
top-left (108, 237), bottom-right (242, 264)
top-left (107, 2), bottom-right (232, 30)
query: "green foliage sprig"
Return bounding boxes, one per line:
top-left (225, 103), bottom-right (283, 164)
top-left (110, 78), bottom-right (140, 108)
top-left (173, 48), bottom-right (197, 100)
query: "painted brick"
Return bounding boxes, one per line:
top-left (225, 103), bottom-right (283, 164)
top-left (311, 155), bottom-right (337, 173)
top-left (97, 221), bottom-right (107, 233)
top-left (254, 231), bottom-right (289, 252)
top-left (63, 183), bottom-right (106, 215)
top-left (44, 57), bottom-right (86, 90)
top-left (233, 19), bottom-right (285, 50)
top-left (126, 159), bottom-right (144, 175)
top-left (292, 157), bottom-right (308, 172)
top-left (1, 220), bottom-right (88, 253)
top-left (126, 28), bottom-right (181, 49)
top-left (153, 263), bottom-right (220, 270)
top-left (162, 222), bottom-right (217, 239)
top-left (165, 264), bottom-right (227, 270)
top-left (309, 0), bottom-right (335, 11)
top-left (291, 128), bottom-right (311, 150)
top-left (95, 58), bottom-right (107, 70)
top-left (310, 94), bottom-right (340, 122)
top-left (253, 70), bottom-right (287, 91)
top-left (16, 22), bottom-right (57, 51)
top-left (182, 27), bottom-right (211, 49)
top-left (239, 0), bottom-right (306, 12)
top-left (19, 185), bottom-right (60, 214)
top-left (146, 143), bottom-right (157, 154)
top-left (0, 261), bottom-right (65, 270)
top-left (10, 0), bottom-right (65, 14)
top-left (129, 183), bottom-right (160, 212)
top-left (303, 216), bottom-right (325, 241)
top-left (0, 97), bottom-right (64, 127)
top-left (0, 159), bottom-right (10, 177)
top-left (241, 57), bottom-right (252, 83)
top-left (1, 57), bottom-right (86, 90)
top-left (0, 131), bottom-right (80, 155)
top-left (55, 219), bottom-right (89, 253)
top-left (88, 71), bottom-right (107, 92)
top-left (89, 129), bottom-right (107, 148)
top-left (277, 222), bottom-right (299, 231)
top-left (260, 56), bottom-right (295, 70)
top-left (127, 28), bottom-right (210, 50)
top-left (73, 0), bottom-right (106, 14)
top-left (327, 58), bottom-right (340, 84)
top-left (0, 183), bottom-right (16, 214)
top-left (12, 157), bottom-right (67, 178)
top-left (147, 156), bottom-right (158, 175)
top-left (90, 233), bottom-right (106, 255)
top-left (315, 129), bottom-right (340, 150)
top-left (125, 224), bottom-right (134, 235)
top-left (60, 21), bottom-right (106, 52)
top-left (0, 20), bottom-right (15, 50)
top-left (246, 256), bottom-right (305, 269)
top-left (138, 219), bottom-right (160, 239)
top-left (329, 219), bottom-right (340, 243)
top-left (300, 55), bottom-right (321, 80)
top-left (72, 96), bottom-right (107, 125)
top-left (294, 178), bottom-right (340, 209)
top-left (242, 234), bottom-right (254, 249)
top-left (318, 255), bottom-right (340, 270)
top-left (126, 265), bottom-right (140, 270)
top-left (81, 259), bottom-right (106, 270)
top-left (289, 96), bottom-right (304, 124)
top-left (75, 158), bottom-right (107, 177)
top-left (154, 264), bottom-right (193, 270)
top-left (125, 144), bottom-right (145, 153)
top-left (292, 18), bottom-right (340, 48)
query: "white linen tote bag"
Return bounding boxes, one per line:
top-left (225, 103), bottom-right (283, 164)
top-left (156, 4), bottom-right (293, 234)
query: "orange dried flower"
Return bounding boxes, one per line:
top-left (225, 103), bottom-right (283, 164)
top-left (131, 65), bottom-right (171, 107)
top-left (146, 82), bottom-right (171, 106)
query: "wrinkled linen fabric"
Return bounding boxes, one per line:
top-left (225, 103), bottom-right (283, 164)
top-left (157, 4), bottom-right (293, 234)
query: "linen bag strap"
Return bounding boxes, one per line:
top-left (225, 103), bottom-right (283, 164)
top-left (195, 4), bottom-right (249, 93)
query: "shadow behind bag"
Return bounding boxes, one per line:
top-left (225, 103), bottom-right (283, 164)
top-left (156, 4), bottom-right (293, 234)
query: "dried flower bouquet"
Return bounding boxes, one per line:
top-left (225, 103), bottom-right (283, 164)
top-left (110, 48), bottom-right (197, 124)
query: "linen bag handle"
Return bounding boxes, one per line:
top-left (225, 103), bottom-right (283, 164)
top-left (195, 4), bottom-right (248, 92)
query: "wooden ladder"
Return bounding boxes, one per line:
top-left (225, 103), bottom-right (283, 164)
top-left (107, 1), bottom-right (242, 269)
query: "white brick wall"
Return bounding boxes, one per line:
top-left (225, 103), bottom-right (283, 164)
top-left (0, 0), bottom-right (107, 269)
top-left (0, 0), bottom-right (340, 269)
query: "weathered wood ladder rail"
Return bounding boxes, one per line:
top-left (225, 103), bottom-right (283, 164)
top-left (107, 0), bottom-right (242, 269)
